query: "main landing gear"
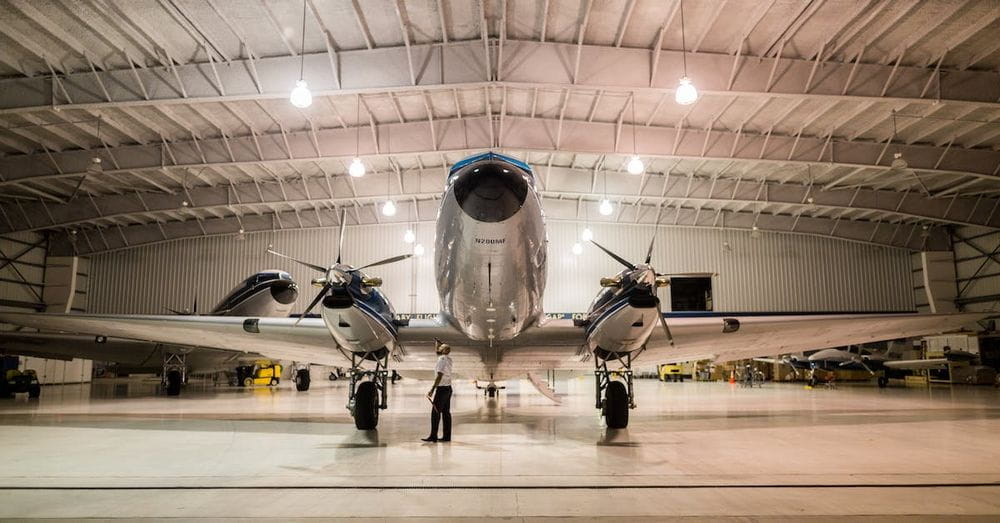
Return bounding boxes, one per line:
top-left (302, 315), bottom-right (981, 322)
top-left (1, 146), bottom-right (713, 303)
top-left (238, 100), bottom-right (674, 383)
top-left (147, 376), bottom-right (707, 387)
top-left (293, 364), bottom-right (311, 391)
top-left (594, 350), bottom-right (636, 429)
top-left (162, 350), bottom-right (186, 396)
top-left (347, 349), bottom-right (389, 430)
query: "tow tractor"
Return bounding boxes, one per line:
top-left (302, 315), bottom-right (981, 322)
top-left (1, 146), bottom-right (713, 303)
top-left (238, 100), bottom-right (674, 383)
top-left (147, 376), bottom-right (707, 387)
top-left (1, 369), bottom-right (41, 398)
top-left (234, 362), bottom-right (283, 387)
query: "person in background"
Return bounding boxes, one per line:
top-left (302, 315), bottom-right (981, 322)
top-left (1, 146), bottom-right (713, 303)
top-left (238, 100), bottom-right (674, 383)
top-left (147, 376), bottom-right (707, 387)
top-left (422, 341), bottom-right (453, 442)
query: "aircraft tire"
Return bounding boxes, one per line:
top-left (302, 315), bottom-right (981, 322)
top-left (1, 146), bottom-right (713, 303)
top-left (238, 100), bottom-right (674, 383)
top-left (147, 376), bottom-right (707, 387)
top-left (604, 381), bottom-right (629, 429)
top-left (354, 381), bottom-right (379, 430)
top-left (295, 369), bottom-right (311, 391)
top-left (28, 384), bottom-right (40, 398)
top-left (166, 370), bottom-right (182, 396)
top-left (877, 376), bottom-right (888, 388)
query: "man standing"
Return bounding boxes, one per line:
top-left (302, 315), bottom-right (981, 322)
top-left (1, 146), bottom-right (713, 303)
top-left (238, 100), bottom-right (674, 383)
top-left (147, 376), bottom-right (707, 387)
top-left (422, 341), bottom-right (453, 442)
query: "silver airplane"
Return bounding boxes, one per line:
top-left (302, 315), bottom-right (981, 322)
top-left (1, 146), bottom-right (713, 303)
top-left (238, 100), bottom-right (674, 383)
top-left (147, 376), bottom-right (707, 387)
top-left (0, 152), bottom-right (989, 429)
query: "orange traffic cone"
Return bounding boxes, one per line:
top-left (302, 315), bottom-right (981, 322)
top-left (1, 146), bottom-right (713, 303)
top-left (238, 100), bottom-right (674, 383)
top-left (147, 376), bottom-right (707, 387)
top-left (729, 369), bottom-right (735, 384)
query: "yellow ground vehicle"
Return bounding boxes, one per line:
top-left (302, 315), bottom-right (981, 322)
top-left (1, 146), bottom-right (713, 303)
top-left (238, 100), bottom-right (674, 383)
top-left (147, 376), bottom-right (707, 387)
top-left (235, 362), bottom-right (282, 387)
top-left (658, 364), bottom-right (685, 382)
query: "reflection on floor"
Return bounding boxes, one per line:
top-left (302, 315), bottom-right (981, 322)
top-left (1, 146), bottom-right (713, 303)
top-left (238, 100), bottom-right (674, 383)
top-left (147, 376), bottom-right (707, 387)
top-left (2, 376), bottom-right (1000, 519)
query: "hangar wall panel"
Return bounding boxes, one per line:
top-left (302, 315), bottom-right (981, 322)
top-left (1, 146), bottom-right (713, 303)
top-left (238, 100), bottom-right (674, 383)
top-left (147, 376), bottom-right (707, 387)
top-left (88, 224), bottom-right (914, 315)
top-left (951, 226), bottom-right (1000, 312)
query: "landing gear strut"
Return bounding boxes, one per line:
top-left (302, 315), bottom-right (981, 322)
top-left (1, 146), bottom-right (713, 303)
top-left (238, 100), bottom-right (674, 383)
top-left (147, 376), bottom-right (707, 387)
top-left (162, 350), bottom-right (186, 396)
top-left (347, 349), bottom-right (389, 430)
top-left (594, 350), bottom-right (635, 429)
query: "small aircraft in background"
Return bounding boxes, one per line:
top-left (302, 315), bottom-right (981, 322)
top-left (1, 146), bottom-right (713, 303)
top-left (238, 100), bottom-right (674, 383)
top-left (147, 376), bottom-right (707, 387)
top-left (0, 270), bottom-right (300, 396)
top-left (755, 343), bottom-right (980, 387)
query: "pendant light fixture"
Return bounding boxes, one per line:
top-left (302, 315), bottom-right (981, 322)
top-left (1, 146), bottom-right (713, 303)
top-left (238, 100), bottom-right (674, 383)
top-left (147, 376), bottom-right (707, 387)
top-left (382, 124), bottom-right (396, 217)
top-left (581, 203), bottom-right (593, 241)
top-left (599, 169), bottom-right (613, 216)
top-left (674, 0), bottom-right (698, 106)
top-left (289, 0), bottom-right (312, 108)
top-left (626, 92), bottom-right (644, 175)
top-left (349, 95), bottom-right (366, 177)
top-left (572, 242), bottom-right (583, 255)
top-left (403, 228), bottom-right (416, 243)
top-left (413, 243), bottom-right (425, 257)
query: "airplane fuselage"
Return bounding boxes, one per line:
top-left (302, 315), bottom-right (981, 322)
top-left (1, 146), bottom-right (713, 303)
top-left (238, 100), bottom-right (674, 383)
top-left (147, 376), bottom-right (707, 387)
top-left (435, 154), bottom-right (547, 342)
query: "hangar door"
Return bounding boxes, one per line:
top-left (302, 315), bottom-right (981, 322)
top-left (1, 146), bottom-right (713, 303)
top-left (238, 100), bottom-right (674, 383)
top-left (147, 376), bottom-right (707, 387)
top-left (670, 277), bottom-right (713, 311)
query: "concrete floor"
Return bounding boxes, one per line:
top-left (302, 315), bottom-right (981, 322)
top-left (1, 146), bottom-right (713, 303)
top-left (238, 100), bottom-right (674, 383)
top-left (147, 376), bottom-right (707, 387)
top-left (1, 375), bottom-right (1000, 520)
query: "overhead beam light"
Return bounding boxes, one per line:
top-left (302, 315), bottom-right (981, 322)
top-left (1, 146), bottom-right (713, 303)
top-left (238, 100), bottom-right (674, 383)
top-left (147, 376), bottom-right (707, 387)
top-left (626, 155), bottom-right (644, 175)
top-left (349, 157), bottom-right (366, 177)
top-left (572, 242), bottom-right (583, 255)
top-left (290, 80), bottom-right (312, 108)
top-left (581, 227), bottom-right (594, 242)
top-left (382, 199), bottom-right (397, 217)
top-left (675, 77), bottom-right (698, 105)
top-left (599, 199), bottom-right (614, 216)
top-left (289, 0), bottom-right (312, 108)
top-left (403, 229), bottom-right (416, 243)
top-left (413, 244), bottom-right (425, 257)
top-left (674, 0), bottom-right (699, 106)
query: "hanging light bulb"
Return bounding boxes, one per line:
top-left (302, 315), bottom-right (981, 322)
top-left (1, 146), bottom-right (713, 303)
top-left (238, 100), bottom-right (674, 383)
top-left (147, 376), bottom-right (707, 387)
top-left (626, 155), bottom-right (644, 175)
top-left (413, 243), bottom-right (425, 257)
top-left (290, 79), bottom-right (312, 108)
top-left (403, 229), bottom-right (416, 243)
top-left (349, 157), bottom-right (366, 177)
top-left (572, 242), bottom-right (583, 255)
top-left (382, 199), bottom-right (397, 217)
top-left (581, 227), bottom-right (594, 242)
top-left (675, 77), bottom-right (698, 105)
top-left (599, 199), bottom-right (614, 216)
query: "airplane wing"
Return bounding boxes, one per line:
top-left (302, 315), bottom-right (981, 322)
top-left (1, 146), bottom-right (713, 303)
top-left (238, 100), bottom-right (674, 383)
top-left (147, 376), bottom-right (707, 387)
top-left (640, 312), bottom-right (991, 364)
top-left (0, 312), bottom-right (346, 366)
top-left (882, 358), bottom-right (950, 370)
top-left (0, 331), bottom-right (266, 372)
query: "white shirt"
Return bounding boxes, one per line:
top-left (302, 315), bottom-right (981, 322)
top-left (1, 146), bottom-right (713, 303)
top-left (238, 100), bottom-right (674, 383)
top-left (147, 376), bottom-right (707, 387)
top-left (434, 354), bottom-right (453, 386)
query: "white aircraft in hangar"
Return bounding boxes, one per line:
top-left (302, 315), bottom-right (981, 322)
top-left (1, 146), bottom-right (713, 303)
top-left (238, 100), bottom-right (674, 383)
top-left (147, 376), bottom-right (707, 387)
top-left (0, 152), bottom-right (989, 429)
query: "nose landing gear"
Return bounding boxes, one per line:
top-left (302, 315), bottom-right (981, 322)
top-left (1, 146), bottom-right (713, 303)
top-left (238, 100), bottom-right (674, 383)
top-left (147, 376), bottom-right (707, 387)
top-left (594, 350), bottom-right (635, 429)
top-left (347, 349), bottom-right (389, 430)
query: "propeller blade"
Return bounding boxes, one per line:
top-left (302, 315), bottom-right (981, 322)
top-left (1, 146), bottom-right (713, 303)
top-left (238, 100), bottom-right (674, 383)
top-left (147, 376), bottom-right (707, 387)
top-left (644, 234), bottom-right (655, 264)
top-left (295, 284), bottom-right (330, 326)
top-left (588, 240), bottom-right (636, 271)
top-left (353, 254), bottom-right (413, 271)
top-left (267, 247), bottom-right (327, 273)
top-left (654, 300), bottom-right (675, 347)
top-left (336, 209), bottom-right (347, 264)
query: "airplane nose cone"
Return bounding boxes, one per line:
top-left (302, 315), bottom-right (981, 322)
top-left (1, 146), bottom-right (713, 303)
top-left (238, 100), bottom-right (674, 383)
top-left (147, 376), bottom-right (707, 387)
top-left (453, 162), bottom-right (529, 222)
top-left (270, 280), bottom-right (298, 305)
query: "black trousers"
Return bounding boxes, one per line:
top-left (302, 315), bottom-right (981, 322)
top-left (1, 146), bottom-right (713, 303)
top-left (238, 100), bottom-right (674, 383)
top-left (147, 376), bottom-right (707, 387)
top-left (430, 385), bottom-right (452, 439)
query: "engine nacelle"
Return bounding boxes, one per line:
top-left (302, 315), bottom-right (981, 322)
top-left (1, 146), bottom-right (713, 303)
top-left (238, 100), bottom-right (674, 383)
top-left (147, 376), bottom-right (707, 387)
top-left (212, 270), bottom-right (298, 317)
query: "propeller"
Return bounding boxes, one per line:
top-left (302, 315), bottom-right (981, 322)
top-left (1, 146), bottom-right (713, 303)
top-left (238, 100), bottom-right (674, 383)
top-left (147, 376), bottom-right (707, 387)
top-left (267, 210), bottom-right (411, 325)
top-left (589, 235), bottom-right (675, 346)
top-left (589, 239), bottom-right (635, 271)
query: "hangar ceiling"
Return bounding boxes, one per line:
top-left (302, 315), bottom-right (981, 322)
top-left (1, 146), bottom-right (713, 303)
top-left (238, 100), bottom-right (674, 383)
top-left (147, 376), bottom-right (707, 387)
top-left (0, 0), bottom-right (998, 255)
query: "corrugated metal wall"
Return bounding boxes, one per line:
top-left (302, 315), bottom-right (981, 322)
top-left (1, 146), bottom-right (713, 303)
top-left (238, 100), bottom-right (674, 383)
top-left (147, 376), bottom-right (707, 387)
top-left (951, 226), bottom-right (1000, 312)
top-left (1, 232), bottom-right (93, 383)
top-left (89, 223), bottom-right (914, 314)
